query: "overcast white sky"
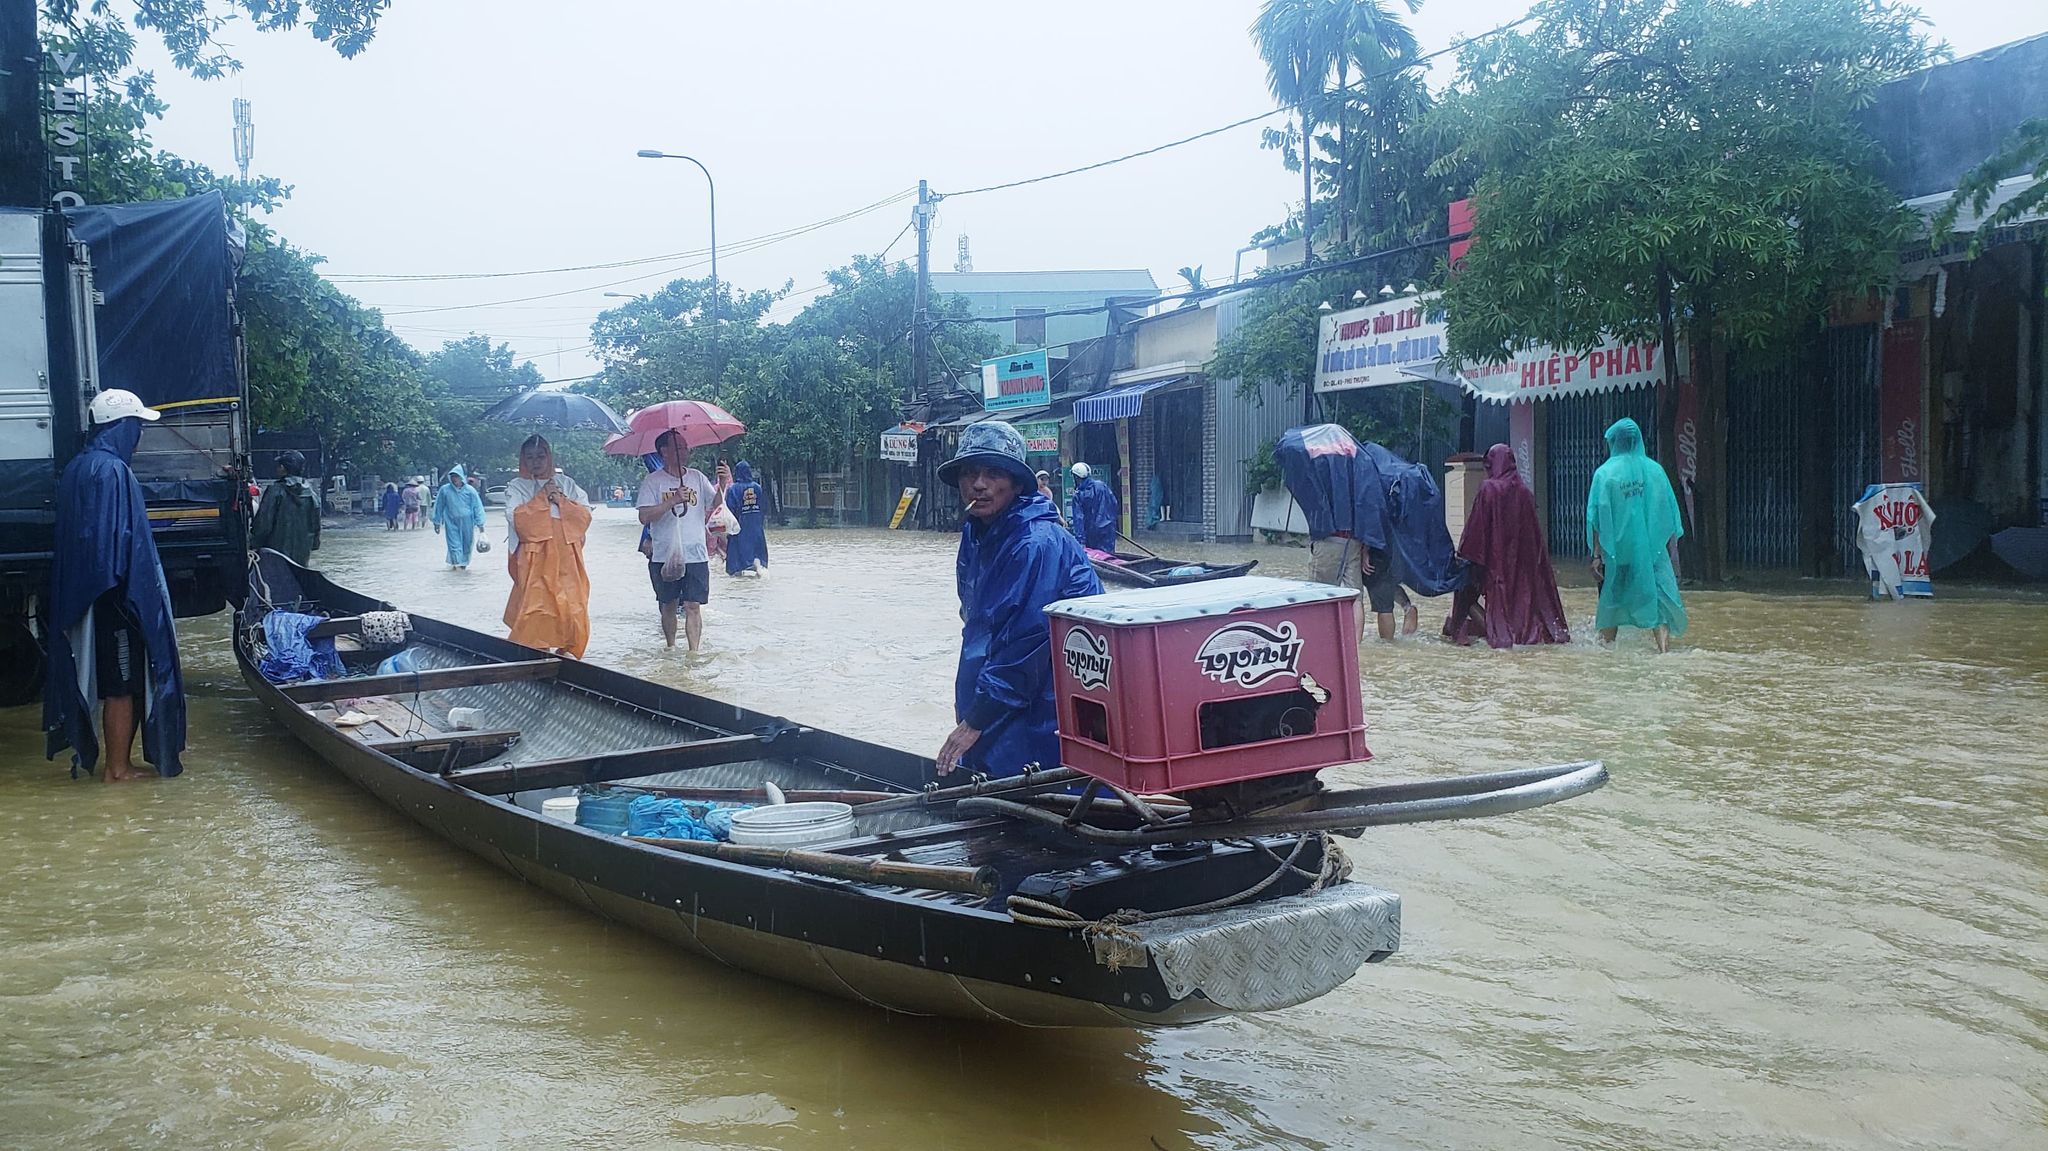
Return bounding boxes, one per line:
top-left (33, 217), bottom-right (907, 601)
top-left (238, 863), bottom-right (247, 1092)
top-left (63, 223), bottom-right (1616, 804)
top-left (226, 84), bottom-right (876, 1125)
top-left (132, 1), bottom-right (2047, 383)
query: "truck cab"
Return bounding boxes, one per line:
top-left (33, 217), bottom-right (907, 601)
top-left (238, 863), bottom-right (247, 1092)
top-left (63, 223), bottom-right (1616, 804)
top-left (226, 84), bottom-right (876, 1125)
top-left (0, 192), bottom-right (249, 704)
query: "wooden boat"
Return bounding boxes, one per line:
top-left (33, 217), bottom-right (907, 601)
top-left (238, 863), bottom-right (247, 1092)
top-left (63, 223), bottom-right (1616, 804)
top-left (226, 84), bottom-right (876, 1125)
top-left (236, 551), bottom-right (1603, 1026)
top-left (1091, 552), bottom-right (1258, 588)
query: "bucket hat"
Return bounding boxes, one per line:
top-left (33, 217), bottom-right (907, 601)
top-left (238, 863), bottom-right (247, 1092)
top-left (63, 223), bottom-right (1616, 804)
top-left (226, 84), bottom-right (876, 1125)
top-left (937, 421), bottom-right (1035, 489)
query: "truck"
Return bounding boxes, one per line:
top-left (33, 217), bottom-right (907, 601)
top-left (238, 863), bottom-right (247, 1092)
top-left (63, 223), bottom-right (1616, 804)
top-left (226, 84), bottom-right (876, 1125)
top-left (0, 192), bottom-right (252, 706)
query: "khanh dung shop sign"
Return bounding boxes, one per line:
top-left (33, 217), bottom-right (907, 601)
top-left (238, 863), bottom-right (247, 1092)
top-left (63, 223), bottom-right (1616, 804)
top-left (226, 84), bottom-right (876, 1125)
top-left (982, 349), bottom-right (1051, 412)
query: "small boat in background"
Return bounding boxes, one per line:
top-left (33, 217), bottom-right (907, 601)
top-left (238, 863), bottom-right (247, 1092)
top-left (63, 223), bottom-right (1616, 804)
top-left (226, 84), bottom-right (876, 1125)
top-left (1090, 550), bottom-right (1257, 588)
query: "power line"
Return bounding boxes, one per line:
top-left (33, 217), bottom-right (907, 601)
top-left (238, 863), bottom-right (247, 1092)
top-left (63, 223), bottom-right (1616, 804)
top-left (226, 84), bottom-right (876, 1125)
top-left (326, 188), bottom-right (916, 283)
top-left (934, 12), bottom-right (1537, 200)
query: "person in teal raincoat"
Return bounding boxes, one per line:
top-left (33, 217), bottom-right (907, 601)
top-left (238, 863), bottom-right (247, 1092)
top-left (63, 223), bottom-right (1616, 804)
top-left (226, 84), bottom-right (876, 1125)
top-left (432, 463), bottom-right (488, 569)
top-left (1586, 418), bottom-right (1687, 652)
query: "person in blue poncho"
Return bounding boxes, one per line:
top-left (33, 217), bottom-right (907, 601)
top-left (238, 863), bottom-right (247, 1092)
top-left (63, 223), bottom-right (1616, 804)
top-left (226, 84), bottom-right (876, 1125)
top-left (723, 460), bottom-right (769, 577)
top-left (1587, 417), bottom-right (1687, 652)
top-left (44, 390), bottom-right (185, 781)
top-left (431, 463), bottom-right (487, 569)
top-left (935, 422), bottom-right (1102, 780)
top-left (1277, 424), bottom-right (1464, 642)
top-left (1068, 461), bottom-right (1118, 552)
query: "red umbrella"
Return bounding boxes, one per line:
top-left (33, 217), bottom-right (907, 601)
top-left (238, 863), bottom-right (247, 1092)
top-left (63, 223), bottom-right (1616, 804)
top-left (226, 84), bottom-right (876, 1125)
top-left (603, 399), bottom-right (746, 456)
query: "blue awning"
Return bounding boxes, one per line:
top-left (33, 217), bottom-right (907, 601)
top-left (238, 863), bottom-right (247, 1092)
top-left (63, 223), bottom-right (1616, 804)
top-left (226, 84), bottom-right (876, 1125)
top-left (1073, 376), bottom-right (1187, 423)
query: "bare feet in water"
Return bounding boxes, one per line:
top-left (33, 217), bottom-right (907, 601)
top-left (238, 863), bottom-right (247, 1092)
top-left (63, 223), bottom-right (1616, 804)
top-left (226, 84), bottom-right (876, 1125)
top-left (1401, 602), bottom-right (1420, 636)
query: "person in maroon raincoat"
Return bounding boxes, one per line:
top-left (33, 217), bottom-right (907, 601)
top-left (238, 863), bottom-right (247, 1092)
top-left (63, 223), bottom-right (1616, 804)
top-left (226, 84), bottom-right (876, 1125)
top-left (1444, 444), bottom-right (1571, 648)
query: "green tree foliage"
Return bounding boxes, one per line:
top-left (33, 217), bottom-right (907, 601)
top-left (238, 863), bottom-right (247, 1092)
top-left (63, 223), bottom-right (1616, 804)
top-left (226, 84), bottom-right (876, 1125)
top-left (238, 223), bottom-right (439, 477)
top-left (1933, 118), bottom-right (2047, 259)
top-left (1251, 0), bottom-right (1422, 261)
top-left (419, 336), bottom-right (555, 487)
top-left (1431, 0), bottom-right (1933, 578)
top-left (584, 259), bottom-right (995, 519)
top-left (41, 0), bottom-right (390, 79)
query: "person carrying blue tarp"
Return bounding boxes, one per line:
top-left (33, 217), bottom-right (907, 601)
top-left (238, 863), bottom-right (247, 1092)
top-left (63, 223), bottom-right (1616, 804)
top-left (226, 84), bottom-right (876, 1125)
top-left (43, 390), bottom-right (185, 781)
top-left (431, 463), bottom-right (487, 570)
top-left (1277, 424), bottom-right (1464, 642)
top-left (1587, 417), bottom-right (1687, 652)
top-left (1069, 461), bottom-right (1118, 552)
top-left (723, 460), bottom-right (770, 577)
top-left (935, 423), bottom-right (1102, 780)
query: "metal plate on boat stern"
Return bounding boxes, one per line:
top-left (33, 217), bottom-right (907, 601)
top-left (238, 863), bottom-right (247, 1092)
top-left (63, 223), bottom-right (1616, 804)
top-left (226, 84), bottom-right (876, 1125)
top-left (1112, 883), bottom-right (1401, 1013)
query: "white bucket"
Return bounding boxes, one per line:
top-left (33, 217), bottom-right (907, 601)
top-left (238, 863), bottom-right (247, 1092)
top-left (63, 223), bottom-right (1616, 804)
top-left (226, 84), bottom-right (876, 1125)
top-left (541, 795), bottom-right (580, 824)
top-left (727, 801), bottom-right (856, 848)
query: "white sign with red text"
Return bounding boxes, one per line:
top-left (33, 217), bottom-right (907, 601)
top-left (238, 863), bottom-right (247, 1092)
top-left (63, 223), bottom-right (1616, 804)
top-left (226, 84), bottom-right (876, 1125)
top-left (1852, 483), bottom-right (1935, 599)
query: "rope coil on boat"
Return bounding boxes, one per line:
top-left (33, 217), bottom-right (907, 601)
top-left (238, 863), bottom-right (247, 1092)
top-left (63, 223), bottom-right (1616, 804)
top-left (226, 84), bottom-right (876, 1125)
top-left (1004, 832), bottom-right (1351, 970)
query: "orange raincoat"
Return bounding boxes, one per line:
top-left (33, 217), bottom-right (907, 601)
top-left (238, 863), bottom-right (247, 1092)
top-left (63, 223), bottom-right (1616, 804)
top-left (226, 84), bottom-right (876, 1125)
top-left (504, 490), bottom-right (592, 658)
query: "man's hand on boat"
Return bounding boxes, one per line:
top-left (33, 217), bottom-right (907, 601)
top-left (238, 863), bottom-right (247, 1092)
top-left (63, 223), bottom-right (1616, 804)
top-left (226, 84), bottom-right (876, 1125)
top-left (934, 722), bottom-right (982, 776)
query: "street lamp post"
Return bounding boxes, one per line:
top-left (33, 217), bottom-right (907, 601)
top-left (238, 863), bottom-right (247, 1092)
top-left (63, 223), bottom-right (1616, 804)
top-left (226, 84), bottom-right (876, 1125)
top-left (635, 149), bottom-right (716, 331)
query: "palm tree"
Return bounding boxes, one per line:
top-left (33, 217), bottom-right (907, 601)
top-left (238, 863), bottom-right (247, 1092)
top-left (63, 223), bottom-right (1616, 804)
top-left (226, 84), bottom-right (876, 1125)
top-left (1252, 0), bottom-right (1325, 263)
top-left (1252, 0), bottom-right (1421, 259)
top-left (1327, 1), bottom-right (1420, 248)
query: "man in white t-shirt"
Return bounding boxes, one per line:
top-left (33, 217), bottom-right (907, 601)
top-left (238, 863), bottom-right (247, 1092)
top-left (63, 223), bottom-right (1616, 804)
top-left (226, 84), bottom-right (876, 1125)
top-left (637, 430), bottom-right (729, 651)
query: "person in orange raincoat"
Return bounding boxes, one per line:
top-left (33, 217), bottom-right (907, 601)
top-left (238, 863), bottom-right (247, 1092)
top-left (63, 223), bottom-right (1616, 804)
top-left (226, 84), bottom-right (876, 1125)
top-left (502, 435), bottom-right (592, 658)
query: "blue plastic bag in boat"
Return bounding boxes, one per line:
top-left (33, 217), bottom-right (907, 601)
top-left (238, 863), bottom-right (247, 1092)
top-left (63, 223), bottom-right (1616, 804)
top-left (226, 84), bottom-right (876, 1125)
top-left (625, 794), bottom-right (753, 842)
top-left (375, 648), bottom-right (419, 677)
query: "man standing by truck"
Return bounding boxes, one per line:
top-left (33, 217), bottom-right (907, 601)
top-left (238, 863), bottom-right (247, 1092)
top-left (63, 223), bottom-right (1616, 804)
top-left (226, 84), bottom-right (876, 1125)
top-left (251, 449), bottom-right (321, 566)
top-left (44, 390), bottom-right (186, 780)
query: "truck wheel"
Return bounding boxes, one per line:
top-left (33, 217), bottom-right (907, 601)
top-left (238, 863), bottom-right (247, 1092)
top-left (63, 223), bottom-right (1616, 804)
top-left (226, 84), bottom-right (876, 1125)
top-left (0, 618), bottom-right (44, 707)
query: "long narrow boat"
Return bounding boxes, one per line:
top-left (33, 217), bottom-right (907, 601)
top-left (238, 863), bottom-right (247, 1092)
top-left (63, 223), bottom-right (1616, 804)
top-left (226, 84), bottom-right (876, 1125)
top-left (236, 551), bottom-right (1602, 1026)
top-left (1091, 552), bottom-right (1258, 588)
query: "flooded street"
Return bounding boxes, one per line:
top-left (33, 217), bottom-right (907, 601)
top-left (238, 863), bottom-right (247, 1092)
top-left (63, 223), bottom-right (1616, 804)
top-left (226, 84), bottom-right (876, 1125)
top-left (2, 513), bottom-right (2044, 1150)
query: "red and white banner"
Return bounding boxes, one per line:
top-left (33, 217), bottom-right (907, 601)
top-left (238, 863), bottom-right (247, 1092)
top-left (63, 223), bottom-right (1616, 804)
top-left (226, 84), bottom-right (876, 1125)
top-left (1880, 322), bottom-right (1924, 484)
top-left (1459, 339), bottom-right (1668, 405)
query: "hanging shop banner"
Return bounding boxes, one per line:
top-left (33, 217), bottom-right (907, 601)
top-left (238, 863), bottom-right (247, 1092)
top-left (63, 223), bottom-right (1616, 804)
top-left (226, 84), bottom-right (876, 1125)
top-left (1879, 322), bottom-right (1925, 484)
top-left (1459, 338), bottom-right (1668, 404)
top-left (1674, 367), bottom-right (1702, 537)
top-left (1314, 296), bottom-right (1447, 393)
top-left (1014, 420), bottom-right (1063, 455)
top-left (982, 349), bottom-right (1051, 412)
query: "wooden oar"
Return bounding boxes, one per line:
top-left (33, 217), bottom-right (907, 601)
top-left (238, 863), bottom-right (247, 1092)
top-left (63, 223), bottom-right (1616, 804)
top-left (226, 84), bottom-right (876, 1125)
top-left (1116, 530), bottom-right (1160, 560)
top-left (628, 836), bottom-right (995, 896)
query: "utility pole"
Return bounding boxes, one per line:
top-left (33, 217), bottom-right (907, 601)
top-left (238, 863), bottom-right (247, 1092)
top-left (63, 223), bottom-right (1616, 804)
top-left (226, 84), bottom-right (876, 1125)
top-left (912, 179), bottom-right (931, 402)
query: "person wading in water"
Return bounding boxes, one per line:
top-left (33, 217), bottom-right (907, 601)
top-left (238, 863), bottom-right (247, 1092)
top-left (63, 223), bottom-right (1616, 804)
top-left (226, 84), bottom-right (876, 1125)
top-left (503, 435), bottom-right (592, 658)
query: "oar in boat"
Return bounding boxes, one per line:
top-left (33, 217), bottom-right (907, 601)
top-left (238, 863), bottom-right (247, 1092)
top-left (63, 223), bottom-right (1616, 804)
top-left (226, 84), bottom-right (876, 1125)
top-left (627, 836), bottom-right (996, 896)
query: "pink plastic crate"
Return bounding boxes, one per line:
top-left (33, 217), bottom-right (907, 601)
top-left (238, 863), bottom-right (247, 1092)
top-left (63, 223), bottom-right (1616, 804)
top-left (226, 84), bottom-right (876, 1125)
top-left (1045, 576), bottom-right (1370, 794)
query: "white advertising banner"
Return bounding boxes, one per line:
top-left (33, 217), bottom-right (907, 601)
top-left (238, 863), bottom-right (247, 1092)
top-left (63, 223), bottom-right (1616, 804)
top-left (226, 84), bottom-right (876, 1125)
top-left (1312, 293), bottom-right (1671, 404)
top-left (1313, 296), bottom-right (1446, 393)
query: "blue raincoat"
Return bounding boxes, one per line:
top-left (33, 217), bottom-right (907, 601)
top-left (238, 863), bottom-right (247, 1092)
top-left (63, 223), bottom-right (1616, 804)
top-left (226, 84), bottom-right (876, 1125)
top-left (1276, 424), bottom-right (1464, 595)
top-left (955, 490), bottom-right (1102, 778)
top-left (1588, 418), bottom-right (1687, 634)
top-left (432, 464), bottom-right (487, 566)
top-left (1277, 424), bottom-right (1388, 547)
top-left (1071, 475), bottom-right (1118, 551)
top-left (43, 418), bottom-right (185, 777)
top-left (724, 460), bottom-right (769, 574)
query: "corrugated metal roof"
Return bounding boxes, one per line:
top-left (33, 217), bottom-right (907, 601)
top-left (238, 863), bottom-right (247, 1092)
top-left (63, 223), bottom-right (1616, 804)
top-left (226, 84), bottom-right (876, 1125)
top-left (930, 269), bottom-right (1161, 296)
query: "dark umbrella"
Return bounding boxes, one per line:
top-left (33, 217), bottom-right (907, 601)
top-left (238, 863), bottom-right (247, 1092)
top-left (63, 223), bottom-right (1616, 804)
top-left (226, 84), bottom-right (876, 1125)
top-left (480, 388), bottom-right (629, 434)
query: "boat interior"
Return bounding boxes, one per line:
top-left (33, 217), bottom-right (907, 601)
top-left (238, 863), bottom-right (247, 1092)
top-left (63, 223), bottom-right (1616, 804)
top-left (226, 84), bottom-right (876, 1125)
top-left (240, 556), bottom-right (1317, 917)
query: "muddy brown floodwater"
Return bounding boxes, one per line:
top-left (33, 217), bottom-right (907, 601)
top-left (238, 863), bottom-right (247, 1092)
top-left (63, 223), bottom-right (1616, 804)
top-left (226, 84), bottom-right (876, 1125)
top-left (2, 512), bottom-right (2044, 1150)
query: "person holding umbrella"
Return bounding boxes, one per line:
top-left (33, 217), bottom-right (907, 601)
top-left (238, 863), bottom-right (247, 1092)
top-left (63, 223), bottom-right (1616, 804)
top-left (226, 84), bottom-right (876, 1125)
top-left (503, 435), bottom-right (593, 658)
top-left (638, 429), bottom-right (730, 652)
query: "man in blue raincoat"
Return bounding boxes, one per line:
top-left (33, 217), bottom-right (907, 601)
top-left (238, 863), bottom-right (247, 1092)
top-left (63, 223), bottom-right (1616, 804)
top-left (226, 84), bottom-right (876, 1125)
top-left (1068, 461), bottom-right (1118, 552)
top-left (44, 389), bottom-right (185, 780)
top-left (935, 422), bottom-right (1101, 779)
top-left (723, 460), bottom-right (769, 576)
top-left (430, 463), bottom-right (487, 569)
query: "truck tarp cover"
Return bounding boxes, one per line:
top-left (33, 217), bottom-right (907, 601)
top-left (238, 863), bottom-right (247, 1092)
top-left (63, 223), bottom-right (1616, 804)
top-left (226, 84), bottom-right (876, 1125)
top-left (64, 192), bottom-right (235, 409)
